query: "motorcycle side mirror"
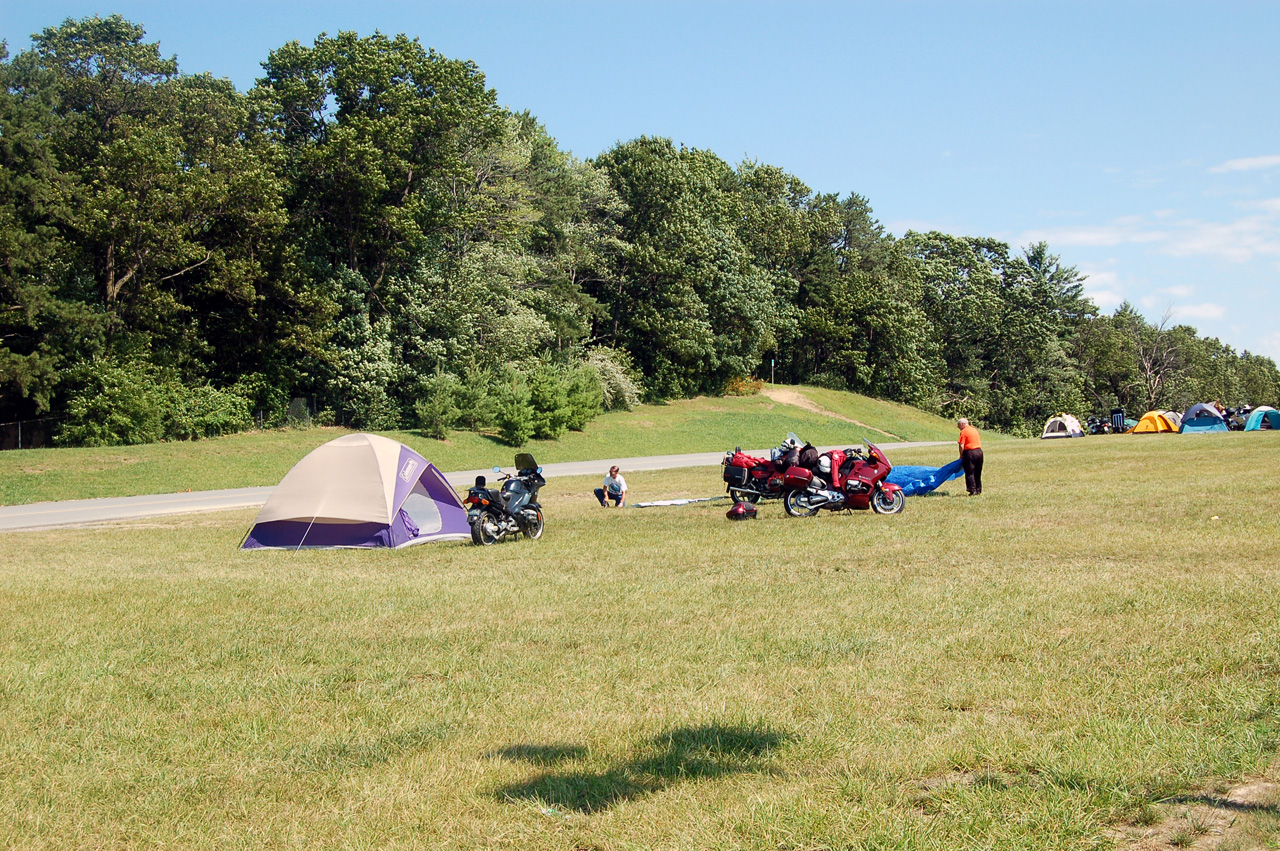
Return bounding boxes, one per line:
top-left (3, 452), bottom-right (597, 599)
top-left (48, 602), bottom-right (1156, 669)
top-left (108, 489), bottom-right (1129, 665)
top-left (493, 466), bottom-right (501, 473)
top-left (536, 466), bottom-right (543, 474)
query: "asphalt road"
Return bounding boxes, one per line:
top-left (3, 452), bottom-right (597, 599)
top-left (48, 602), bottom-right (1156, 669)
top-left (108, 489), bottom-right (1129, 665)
top-left (0, 441), bottom-right (951, 532)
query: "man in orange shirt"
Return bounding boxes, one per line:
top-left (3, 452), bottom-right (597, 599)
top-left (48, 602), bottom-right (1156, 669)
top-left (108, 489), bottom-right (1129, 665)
top-left (956, 417), bottom-right (983, 495)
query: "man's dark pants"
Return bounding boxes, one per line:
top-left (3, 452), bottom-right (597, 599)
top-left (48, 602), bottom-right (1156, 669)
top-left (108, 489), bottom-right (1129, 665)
top-left (961, 448), bottom-right (984, 495)
top-left (594, 488), bottom-right (622, 506)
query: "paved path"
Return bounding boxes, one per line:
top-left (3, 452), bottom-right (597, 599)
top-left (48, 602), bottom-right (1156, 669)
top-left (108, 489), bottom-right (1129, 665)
top-left (0, 441), bottom-right (951, 532)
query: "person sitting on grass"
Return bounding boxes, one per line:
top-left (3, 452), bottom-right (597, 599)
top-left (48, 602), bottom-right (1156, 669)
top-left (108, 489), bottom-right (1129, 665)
top-left (594, 466), bottom-right (627, 507)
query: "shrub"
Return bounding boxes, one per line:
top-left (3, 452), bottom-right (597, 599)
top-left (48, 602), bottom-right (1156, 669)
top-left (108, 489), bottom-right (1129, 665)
top-left (809, 372), bottom-right (849, 391)
top-left (454, 366), bottom-right (497, 430)
top-left (528, 361), bottom-right (571, 440)
top-left (564, 363), bottom-right (606, 431)
top-left (57, 359), bottom-right (253, 446)
top-left (723, 377), bottom-right (764, 396)
top-left (414, 373), bottom-right (463, 440)
top-left (492, 372), bottom-right (534, 446)
top-left (58, 360), bottom-right (168, 446)
top-left (586, 347), bottom-right (642, 411)
top-left (166, 385), bottom-right (253, 440)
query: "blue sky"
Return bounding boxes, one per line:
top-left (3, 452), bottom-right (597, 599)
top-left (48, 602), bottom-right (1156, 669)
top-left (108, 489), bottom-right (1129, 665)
top-left (4, 1), bottom-right (1279, 356)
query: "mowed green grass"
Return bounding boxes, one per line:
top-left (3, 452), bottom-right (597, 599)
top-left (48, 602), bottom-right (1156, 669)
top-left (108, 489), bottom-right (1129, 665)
top-left (2, 433), bottom-right (1279, 848)
top-left (0, 386), bottom-right (959, 506)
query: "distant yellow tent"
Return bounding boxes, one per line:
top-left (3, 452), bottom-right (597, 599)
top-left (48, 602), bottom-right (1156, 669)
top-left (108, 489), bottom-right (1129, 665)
top-left (1126, 410), bottom-right (1179, 434)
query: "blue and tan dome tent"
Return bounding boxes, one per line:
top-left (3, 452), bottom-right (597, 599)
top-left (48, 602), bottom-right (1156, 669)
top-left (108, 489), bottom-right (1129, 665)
top-left (1126, 410), bottom-right (1179, 433)
top-left (242, 433), bottom-right (470, 549)
top-left (1179, 403), bottom-right (1229, 434)
top-left (1041, 413), bottom-right (1085, 439)
top-left (1245, 406), bottom-right (1280, 430)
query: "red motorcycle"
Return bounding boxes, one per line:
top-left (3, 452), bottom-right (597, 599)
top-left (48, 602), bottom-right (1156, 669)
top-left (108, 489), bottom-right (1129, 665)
top-left (722, 433), bottom-right (815, 504)
top-left (781, 442), bottom-right (905, 516)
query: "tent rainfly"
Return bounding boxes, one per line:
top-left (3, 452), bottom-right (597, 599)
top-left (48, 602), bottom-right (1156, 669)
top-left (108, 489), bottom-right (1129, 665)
top-left (1127, 411), bottom-right (1179, 434)
top-left (1041, 413), bottom-right (1085, 439)
top-left (1179, 403), bottom-right (1229, 434)
top-left (242, 433), bottom-right (469, 549)
top-left (1245, 406), bottom-right (1280, 431)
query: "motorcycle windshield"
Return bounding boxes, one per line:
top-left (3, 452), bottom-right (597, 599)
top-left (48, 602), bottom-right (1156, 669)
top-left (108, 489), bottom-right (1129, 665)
top-left (514, 452), bottom-right (537, 473)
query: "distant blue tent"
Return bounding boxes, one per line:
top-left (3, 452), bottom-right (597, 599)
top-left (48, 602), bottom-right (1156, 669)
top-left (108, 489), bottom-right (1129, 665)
top-left (1179, 403), bottom-right (1229, 434)
top-left (1245, 406), bottom-right (1280, 431)
top-left (887, 459), bottom-right (965, 496)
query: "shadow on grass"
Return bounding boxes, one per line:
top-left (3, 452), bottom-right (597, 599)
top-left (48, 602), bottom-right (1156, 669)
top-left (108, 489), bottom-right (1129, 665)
top-left (494, 722), bottom-right (792, 813)
top-left (491, 743), bottom-right (589, 766)
top-left (1163, 793), bottom-right (1280, 814)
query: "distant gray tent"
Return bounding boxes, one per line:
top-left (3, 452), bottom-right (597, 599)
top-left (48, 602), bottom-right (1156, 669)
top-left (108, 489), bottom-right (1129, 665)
top-left (1041, 413), bottom-right (1085, 439)
top-left (1179, 403), bottom-right (1228, 434)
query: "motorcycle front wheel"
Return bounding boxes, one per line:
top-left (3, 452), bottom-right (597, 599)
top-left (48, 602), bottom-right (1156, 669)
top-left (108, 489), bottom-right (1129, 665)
top-left (783, 489), bottom-right (820, 517)
top-left (521, 507), bottom-right (544, 540)
top-left (871, 489), bottom-right (905, 515)
top-left (471, 513), bottom-right (501, 545)
top-left (729, 487), bottom-right (761, 504)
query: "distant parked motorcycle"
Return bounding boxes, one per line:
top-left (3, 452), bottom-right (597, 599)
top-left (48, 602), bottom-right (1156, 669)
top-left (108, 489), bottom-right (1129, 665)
top-left (722, 433), bottom-right (817, 504)
top-left (781, 442), bottom-right (905, 516)
top-left (1226, 405), bottom-right (1253, 430)
top-left (1085, 416), bottom-right (1113, 435)
top-left (463, 453), bottom-right (546, 545)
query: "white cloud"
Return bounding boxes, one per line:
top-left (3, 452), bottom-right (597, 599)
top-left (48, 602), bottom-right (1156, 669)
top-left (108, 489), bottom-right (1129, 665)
top-left (1138, 295), bottom-right (1225, 322)
top-left (1163, 215), bottom-right (1280, 263)
top-left (1209, 155), bottom-right (1280, 174)
top-left (1255, 332), bottom-right (1280, 361)
top-left (1170, 303), bottom-right (1227, 321)
top-left (1019, 223), bottom-right (1167, 247)
top-left (1078, 267), bottom-right (1125, 311)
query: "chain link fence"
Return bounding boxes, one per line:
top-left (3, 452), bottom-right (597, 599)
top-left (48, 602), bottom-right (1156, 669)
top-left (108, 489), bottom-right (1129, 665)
top-left (0, 417), bottom-right (61, 450)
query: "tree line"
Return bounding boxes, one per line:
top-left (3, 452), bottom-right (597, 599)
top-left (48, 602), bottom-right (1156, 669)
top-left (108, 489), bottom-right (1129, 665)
top-left (2, 16), bottom-right (1277, 444)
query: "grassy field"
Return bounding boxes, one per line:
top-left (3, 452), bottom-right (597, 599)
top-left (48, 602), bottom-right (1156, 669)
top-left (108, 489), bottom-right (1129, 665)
top-left (2, 433), bottom-right (1279, 849)
top-left (0, 386), bottom-right (961, 506)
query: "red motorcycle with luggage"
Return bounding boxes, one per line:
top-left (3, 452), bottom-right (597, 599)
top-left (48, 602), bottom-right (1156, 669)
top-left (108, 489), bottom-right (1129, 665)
top-left (781, 442), bottom-right (905, 516)
top-left (722, 433), bottom-right (816, 504)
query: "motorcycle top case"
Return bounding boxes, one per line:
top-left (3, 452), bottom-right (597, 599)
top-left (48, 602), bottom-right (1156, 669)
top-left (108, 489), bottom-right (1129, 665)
top-left (726, 502), bottom-right (758, 520)
top-left (781, 465), bottom-right (813, 489)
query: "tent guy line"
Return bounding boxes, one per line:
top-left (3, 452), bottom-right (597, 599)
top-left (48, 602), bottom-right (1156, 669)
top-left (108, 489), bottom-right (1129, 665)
top-left (0, 441), bottom-right (952, 532)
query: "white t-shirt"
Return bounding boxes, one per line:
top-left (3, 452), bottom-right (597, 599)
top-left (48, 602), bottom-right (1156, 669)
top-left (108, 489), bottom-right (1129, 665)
top-left (603, 474), bottom-right (627, 495)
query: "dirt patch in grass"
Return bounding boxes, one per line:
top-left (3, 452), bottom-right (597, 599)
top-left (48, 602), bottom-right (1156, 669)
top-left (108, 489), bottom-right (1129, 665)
top-left (1108, 776), bottom-right (1280, 850)
top-left (760, 387), bottom-right (900, 440)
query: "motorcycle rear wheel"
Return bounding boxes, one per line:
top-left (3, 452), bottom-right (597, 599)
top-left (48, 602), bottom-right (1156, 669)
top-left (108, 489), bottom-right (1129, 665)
top-left (871, 489), bottom-right (905, 515)
top-left (471, 513), bottom-right (501, 545)
top-left (522, 507), bottom-right (544, 540)
top-left (783, 489), bottom-right (819, 517)
top-left (729, 488), bottom-right (761, 504)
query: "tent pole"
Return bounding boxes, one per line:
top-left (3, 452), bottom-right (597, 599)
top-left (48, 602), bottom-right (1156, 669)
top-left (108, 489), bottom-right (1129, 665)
top-left (295, 515), bottom-right (319, 554)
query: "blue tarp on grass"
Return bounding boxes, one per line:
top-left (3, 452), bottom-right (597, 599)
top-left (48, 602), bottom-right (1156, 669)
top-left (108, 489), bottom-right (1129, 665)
top-left (887, 458), bottom-right (965, 496)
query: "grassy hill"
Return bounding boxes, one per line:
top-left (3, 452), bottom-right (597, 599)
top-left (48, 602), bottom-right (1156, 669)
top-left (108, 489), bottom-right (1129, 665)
top-left (0, 386), bottom-right (965, 505)
top-left (1, 433), bottom-right (1278, 848)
